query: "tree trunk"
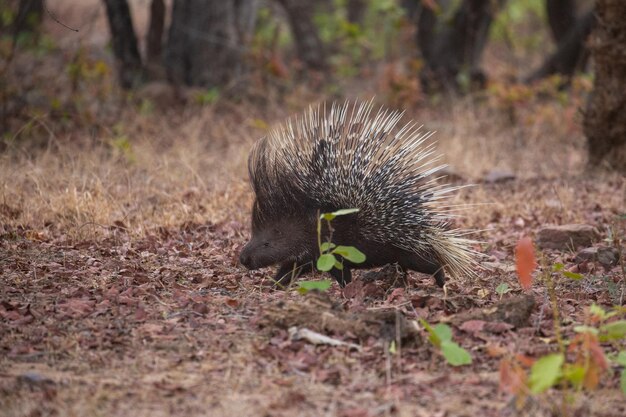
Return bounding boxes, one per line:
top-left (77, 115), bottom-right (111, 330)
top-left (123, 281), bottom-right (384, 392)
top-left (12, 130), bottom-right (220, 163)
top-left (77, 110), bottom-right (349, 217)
top-left (145, 0), bottom-right (165, 76)
top-left (346, 0), bottom-right (365, 24)
top-left (14, 0), bottom-right (43, 35)
top-left (415, 0), bottom-right (504, 92)
top-left (164, 0), bottom-right (258, 88)
top-left (102, 0), bottom-right (144, 89)
top-left (526, 9), bottom-right (594, 82)
top-left (583, 0), bottom-right (626, 170)
top-left (275, 0), bottom-right (327, 72)
top-left (546, 0), bottom-right (577, 43)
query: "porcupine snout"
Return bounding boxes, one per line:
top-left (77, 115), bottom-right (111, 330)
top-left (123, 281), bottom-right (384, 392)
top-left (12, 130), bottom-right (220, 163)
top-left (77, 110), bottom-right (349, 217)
top-left (239, 239), bottom-right (267, 270)
top-left (239, 232), bottom-right (290, 270)
top-left (238, 244), bottom-right (254, 269)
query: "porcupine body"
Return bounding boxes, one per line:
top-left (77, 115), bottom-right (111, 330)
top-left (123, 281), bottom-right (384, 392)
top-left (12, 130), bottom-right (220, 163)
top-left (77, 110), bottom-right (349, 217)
top-left (239, 101), bottom-right (475, 287)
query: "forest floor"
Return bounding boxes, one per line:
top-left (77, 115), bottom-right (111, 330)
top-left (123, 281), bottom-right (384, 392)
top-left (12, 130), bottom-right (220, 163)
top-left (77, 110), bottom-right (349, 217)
top-left (1, 1), bottom-right (626, 416)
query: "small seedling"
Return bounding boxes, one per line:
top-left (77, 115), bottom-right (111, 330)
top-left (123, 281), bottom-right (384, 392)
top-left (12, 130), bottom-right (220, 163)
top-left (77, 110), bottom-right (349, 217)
top-left (495, 282), bottom-right (511, 299)
top-left (316, 208), bottom-right (366, 272)
top-left (553, 263), bottom-right (584, 281)
top-left (294, 209), bottom-right (366, 294)
top-left (501, 237), bottom-right (626, 414)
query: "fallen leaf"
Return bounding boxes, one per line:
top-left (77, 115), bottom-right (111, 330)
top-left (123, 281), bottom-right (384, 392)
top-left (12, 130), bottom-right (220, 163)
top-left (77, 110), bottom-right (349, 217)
top-left (515, 237), bottom-right (536, 290)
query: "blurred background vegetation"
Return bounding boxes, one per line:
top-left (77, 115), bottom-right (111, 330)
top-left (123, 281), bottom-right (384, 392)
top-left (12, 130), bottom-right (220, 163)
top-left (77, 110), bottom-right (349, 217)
top-left (0, 0), bottom-right (624, 170)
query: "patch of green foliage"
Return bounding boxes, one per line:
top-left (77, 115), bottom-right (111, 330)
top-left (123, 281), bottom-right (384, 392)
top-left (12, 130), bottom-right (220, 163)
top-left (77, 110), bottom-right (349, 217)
top-left (297, 208), bottom-right (366, 294)
top-left (495, 282), bottom-right (511, 299)
top-left (316, 208), bottom-right (366, 272)
top-left (420, 319), bottom-right (472, 366)
top-left (297, 279), bottom-right (333, 295)
top-left (491, 0), bottom-right (546, 52)
top-left (195, 88), bottom-right (220, 105)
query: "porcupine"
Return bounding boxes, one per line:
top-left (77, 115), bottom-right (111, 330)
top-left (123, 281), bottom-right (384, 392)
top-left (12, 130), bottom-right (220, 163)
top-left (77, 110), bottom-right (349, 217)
top-left (239, 101), bottom-right (476, 288)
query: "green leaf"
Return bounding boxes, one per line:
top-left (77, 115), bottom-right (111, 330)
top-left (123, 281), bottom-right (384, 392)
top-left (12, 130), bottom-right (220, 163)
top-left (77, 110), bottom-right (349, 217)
top-left (573, 325), bottom-right (599, 335)
top-left (621, 370), bottom-right (626, 396)
top-left (552, 263), bottom-right (565, 272)
top-left (333, 245), bottom-right (366, 263)
top-left (297, 279), bottom-right (333, 295)
top-left (334, 261), bottom-right (343, 270)
top-left (320, 242), bottom-right (336, 252)
top-left (433, 323), bottom-right (453, 343)
top-left (317, 254), bottom-right (336, 271)
top-left (616, 351), bottom-right (626, 367)
top-left (528, 353), bottom-right (564, 394)
top-left (562, 364), bottom-right (586, 389)
top-left (495, 283), bottom-right (511, 296)
top-left (599, 320), bottom-right (626, 342)
top-left (563, 271), bottom-right (584, 281)
top-left (389, 340), bottom-right (397, 354)
top-left (441, 341), bottom-right (472, 366)
top-left (589, 304), bottom-right (608, 320)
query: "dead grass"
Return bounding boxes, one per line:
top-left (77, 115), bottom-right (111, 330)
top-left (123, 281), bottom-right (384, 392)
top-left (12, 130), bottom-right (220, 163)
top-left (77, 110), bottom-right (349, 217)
top-left (0, 80), bottom-right (603, 238)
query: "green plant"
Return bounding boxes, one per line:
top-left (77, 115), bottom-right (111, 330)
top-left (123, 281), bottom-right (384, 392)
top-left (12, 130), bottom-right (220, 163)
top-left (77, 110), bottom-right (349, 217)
top-left (420, 319), bottom-right (472, 366)
top-left (195, 88), bottom-right (220, 105)
top-left (316, 208), bottom-right (365, 272)
top-left (500, 237), bottom-right (626, 414)
top-left (297, 279), bottom-right (333, 295)
top-left (495, 282), bottom-right (511, 299)
top-left (295, 208), bottom-right (366, 294)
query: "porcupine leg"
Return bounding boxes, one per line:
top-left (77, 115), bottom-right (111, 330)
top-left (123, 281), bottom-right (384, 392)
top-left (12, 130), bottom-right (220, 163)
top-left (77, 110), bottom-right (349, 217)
top-left (274, 262), bottom-right (312, 287)
top-left (401, 255), bottom-right (446, 288)
top-left (328, 267), bottom-right (352, 287)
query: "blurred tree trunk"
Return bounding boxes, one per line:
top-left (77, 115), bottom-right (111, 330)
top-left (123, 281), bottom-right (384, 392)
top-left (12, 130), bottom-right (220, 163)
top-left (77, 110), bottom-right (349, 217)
top-left (546, 0), bottom-right (577, 42)
top-left (14, 0), bottom-right (43, 35)
top-left (145, 0), bottom-right (165, 77)
top-left (415, 0), bottom-right (504, 92)
top-left (164, 0), bottom-right (258, 88)
top-left (275, 0), bottom-right (327, 71)
top-left (102, 0), bottom-right (145, 89)
top-left (526, 8), bottom-right (594, 82)
top-left (583, 0), bottom-right (626, 171)
top-left (346, 0), bottom-right (365, 24)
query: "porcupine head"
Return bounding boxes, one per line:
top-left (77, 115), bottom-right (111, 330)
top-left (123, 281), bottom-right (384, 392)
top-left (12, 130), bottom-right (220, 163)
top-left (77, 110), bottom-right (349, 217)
top-left (239, 101), bottom-right (476, 287)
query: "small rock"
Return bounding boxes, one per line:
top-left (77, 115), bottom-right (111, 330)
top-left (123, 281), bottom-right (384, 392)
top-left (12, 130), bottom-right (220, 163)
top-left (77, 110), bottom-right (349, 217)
top-left (483, 169), bottom-right (516, 184)
top-left (361, 264), bottom-right (403, 285)
top-left (575, 246), bottom-right (620, 269)
top-left (451, 295), bottom-right (535, 329)
top-left (536, 224), bottom-right (600, 250)
top-left (17, 372), bottom-right (55, 387)
top-left (575, 247), bottom-right (598, 262)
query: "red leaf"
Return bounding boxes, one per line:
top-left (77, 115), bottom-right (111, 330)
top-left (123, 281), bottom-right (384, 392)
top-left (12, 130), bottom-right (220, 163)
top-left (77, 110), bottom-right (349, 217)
top-left (499, 358), bottom-right (527, 396)
top-left (515, 237), bottom-right (536, 290)
top-left (225, 298), bottom-right (239, 308)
